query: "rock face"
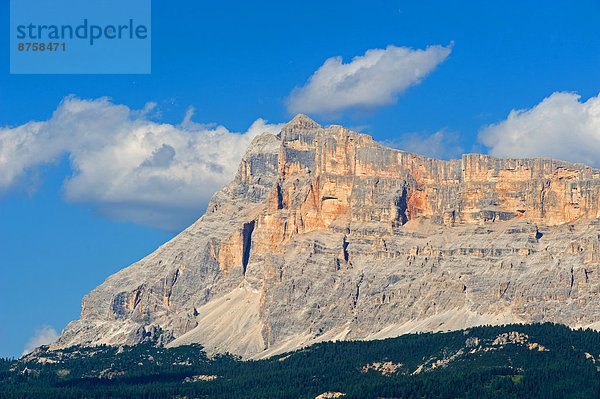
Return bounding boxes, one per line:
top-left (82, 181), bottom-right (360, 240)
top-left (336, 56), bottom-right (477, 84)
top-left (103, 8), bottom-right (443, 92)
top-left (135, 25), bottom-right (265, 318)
top-left (54, 114), bottom-right (600, 359)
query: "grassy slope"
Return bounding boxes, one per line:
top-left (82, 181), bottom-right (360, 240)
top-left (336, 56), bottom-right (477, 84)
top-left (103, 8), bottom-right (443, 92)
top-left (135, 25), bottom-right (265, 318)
top-left (1, 323), bottom-right (600, 398)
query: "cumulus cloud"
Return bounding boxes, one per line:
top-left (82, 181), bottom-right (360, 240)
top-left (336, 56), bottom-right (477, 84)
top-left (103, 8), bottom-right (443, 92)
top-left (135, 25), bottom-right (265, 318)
top-left (286, 44), bottom-right (452, 115)
top-left (0, 97), bottom-right (283, 231)
top-left (479, 92), bottom-right (600, 167)
top-left (382, 129), bottom-right (464, 160)
top-left (22, 326), bottom-right (58, 356)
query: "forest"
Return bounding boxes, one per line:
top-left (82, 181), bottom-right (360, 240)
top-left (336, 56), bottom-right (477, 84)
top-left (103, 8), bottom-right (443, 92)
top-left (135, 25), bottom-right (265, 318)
top-left (1, 323), bottom-right (600, 398)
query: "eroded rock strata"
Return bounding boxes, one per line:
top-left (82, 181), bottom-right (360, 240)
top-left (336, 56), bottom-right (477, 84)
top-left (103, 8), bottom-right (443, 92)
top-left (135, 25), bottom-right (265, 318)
top-left (54, 114), bottom-right (600, 358)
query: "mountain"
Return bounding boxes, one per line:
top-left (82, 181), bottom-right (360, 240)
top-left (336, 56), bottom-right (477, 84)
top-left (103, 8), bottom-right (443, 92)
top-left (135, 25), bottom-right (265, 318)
top-left (54, 114), bottom-right (600, 359)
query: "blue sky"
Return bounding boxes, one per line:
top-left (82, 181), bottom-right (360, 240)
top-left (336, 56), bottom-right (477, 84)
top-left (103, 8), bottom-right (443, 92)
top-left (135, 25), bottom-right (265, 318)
top-left (1, 0), bottom-right (599, 357)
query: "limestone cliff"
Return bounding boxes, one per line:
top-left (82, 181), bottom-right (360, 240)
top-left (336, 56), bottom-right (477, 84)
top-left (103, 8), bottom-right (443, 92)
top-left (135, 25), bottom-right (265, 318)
top-left (54, 114), bottom-right (600, 358)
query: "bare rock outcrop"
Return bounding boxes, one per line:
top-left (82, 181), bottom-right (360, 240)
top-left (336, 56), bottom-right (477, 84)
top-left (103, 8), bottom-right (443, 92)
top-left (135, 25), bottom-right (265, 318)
top-left (54, 114), bottom-right (600, 358)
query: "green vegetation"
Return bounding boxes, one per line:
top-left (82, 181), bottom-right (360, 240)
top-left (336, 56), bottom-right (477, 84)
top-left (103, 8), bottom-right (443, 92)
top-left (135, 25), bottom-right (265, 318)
top-left (2, 323), bottom-right (600, 398)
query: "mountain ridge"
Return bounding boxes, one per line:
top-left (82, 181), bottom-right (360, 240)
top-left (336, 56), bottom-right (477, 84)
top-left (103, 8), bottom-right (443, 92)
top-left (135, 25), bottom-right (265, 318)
top-left (53, 114), bottom-right (600, 358)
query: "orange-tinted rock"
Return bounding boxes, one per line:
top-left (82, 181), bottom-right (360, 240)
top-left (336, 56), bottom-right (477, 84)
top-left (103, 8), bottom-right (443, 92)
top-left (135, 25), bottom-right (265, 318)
top-left (55, 115), bottom-right (600, 359)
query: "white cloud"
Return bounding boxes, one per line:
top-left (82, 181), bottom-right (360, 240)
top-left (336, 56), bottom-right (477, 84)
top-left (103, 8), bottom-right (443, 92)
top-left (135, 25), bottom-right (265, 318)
top-left (479, 92), bottom-right (600, 167)
top-left (0, 97), bottom-right (283, 231)
top-left (382, 129), bottom-right (464, 160)
top-left (286, 44), bottom-right (452, 115)
top-left (22, 326), bottom-right (58, 356)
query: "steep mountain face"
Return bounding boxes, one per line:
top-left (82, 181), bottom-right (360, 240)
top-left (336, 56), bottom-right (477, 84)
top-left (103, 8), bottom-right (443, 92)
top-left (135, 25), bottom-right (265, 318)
top-left (54, 115), bottom-right (600, 359)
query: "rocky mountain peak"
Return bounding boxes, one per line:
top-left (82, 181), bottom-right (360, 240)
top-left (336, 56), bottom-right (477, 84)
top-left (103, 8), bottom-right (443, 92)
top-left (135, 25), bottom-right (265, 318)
top-left (54, 116), bottom-right (600, 359)
top-left (284, 113), bottom-right (322, 130)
